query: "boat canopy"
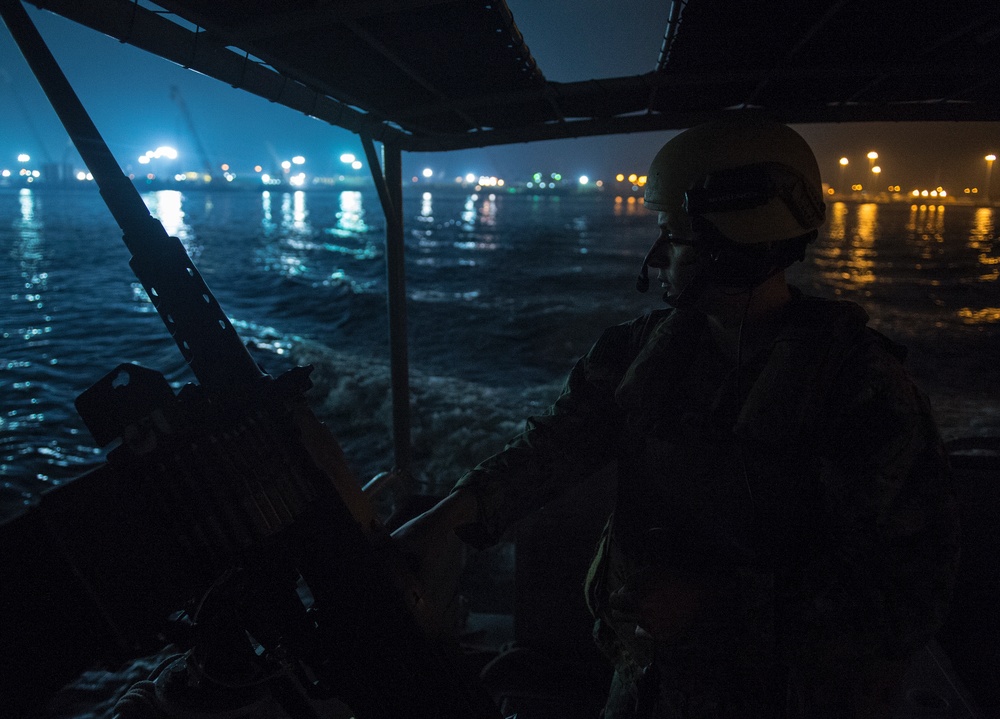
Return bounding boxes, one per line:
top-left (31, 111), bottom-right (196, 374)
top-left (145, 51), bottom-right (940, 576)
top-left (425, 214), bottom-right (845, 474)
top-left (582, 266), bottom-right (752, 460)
top-left (25, 0), bottom-right (1000, 152)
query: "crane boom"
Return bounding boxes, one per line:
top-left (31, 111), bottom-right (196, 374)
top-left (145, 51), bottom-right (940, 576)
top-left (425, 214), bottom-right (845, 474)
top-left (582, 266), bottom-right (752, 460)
top-left (170, 84), bottom-right (214, 179)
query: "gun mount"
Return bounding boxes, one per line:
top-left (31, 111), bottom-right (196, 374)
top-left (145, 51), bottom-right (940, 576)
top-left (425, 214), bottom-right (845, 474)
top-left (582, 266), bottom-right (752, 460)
top-left (0, 2), bottom-right (499, 714)
top-left (3, 361), bottom-right (500, 718)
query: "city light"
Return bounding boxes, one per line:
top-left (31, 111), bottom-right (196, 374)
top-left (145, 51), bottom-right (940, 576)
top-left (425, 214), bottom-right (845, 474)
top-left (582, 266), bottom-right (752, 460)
top-left (139, 146), bottom-right (178, 165)
top-left (4, 138), bottom-right (995, 194)
top-left (912, 187), bottom-right (949, 198)
top-left (986, 154), bottom-right (996, 201)
top-left (336, 152), bottom-right (363, 172)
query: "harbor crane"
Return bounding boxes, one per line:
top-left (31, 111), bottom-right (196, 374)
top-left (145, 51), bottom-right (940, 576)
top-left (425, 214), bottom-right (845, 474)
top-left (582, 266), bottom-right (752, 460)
top-left (170, 84), bottom-right (214, 181)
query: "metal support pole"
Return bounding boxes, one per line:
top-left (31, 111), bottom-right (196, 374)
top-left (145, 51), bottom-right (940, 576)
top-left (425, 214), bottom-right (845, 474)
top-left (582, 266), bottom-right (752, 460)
top-left (382, 144), bottom-right (411, 477)
top-left (361, 134), bottom-right (411, 478)
top-left (361, 134), bottom-right (401, 237)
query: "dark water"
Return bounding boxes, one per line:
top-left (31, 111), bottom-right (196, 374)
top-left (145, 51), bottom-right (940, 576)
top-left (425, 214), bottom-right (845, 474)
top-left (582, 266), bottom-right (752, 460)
top-left (2, 186), bottom-right (998, 521)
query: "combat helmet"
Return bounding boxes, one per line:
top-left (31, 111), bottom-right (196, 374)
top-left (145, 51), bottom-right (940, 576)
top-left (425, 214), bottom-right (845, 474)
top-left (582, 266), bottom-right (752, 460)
top-left (643, 118), bottom-right (826, 245)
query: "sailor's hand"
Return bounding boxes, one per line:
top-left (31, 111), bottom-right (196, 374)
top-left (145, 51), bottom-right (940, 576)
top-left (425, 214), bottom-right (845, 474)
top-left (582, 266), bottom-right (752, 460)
top-left (391, 489), bottom-right (478, 586)
top-left (608, 568), bottom-right (702, 642)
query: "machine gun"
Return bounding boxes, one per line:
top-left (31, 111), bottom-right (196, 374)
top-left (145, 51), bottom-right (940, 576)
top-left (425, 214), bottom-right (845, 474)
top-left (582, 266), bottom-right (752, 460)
top-left (0, 2), bottom-right (500, 717)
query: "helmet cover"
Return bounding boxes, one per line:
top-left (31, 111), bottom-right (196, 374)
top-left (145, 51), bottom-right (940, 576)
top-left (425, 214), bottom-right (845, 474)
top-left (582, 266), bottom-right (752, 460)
top-left (644, 118), bottom-right (825, 244)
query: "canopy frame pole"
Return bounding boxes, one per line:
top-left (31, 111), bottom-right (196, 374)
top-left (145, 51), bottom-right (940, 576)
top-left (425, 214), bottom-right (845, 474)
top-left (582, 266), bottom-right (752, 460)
top-left (361, 135), bottom-right (412, 480)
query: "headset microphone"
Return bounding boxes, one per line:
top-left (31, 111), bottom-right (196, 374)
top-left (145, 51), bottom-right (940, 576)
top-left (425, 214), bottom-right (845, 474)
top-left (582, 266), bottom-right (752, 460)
top-left (636, 259), bottom-right (651, 293)
top-left (661, 254), bottom-right (712, 308)
top-left (635, 237), bottom-right (713, 308)
top-left (636, 235), bottom-right (668, 293)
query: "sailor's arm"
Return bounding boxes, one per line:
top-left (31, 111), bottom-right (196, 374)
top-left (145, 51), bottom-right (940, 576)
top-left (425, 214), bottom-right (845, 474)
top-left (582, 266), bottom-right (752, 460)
top-left (446, 319), bottom-right (640, 549)
top-left (392, 317), bottom-right (640, 571)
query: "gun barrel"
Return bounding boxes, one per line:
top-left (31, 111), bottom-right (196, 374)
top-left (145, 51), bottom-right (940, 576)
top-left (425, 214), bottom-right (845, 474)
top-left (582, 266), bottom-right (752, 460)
top-left (0, 0), bottom-right (265, 391)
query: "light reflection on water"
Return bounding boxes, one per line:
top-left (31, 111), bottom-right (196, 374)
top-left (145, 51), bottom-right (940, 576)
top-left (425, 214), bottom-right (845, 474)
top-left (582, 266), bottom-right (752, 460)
top-left (812, 202), bottom-right (877, 288)
top-left (419, 191), bottom-right (433, 223)
top-left (413, 192), bottom-right (504, 270)
top-left (461, 194), bottom-right (476, 229)
top-left (1, 190), bottom-right (97, 482)
top-left (957, 307), bottom-right (1000, 323)
top-left (272, 191), bottom-right (314, 278)
top-left (261, 190), bottom-right (275, 236)
top-left (850, 202), bottom-right (877, 285)
top-left (959, 207), bottom-right (999, 321)
top-left (145, 190), bottom-right (190, 242)
top-left (907, 203), bottom-right (947, 245)
top-left (969, 207), bottom-right (999, 282)
top-left (283, 190), bottom-right (310, 234)
top-left (612, 195), bottom-right (644, 216)
top-left (128, 191), bottom-right (201, 311)
top-left (479, 193), bottom-right (498, 226)
top-left (969, 207), bottom-right (994, 251)
top-left (337, 190), bottom-right (368, 234)
top-left (255, 189), bottom-right (380, 287)
top-left (6, 190), bottom-right (47, 444)
top-left (809, 201), bottom-right (998, 324)
top-left (826, 201), bottom-right (848, 242)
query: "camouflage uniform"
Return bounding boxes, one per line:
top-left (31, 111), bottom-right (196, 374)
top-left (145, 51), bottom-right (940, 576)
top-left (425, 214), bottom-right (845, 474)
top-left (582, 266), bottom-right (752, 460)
top-left (453, 289), bottom-right (960, 718)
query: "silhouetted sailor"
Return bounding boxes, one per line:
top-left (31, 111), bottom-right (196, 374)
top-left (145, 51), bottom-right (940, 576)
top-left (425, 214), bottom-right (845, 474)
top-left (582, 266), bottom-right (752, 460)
top-left (394, 118), bottom-right (960, 719)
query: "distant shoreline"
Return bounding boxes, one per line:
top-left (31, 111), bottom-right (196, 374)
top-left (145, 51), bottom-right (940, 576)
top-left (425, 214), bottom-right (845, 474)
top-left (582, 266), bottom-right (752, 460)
top-left (1, 181), bottom-right (998, 207)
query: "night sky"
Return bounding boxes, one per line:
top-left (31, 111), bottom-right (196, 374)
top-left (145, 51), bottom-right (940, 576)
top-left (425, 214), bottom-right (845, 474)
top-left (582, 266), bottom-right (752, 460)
top-left (1, 2), bottom-right (997, 190)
